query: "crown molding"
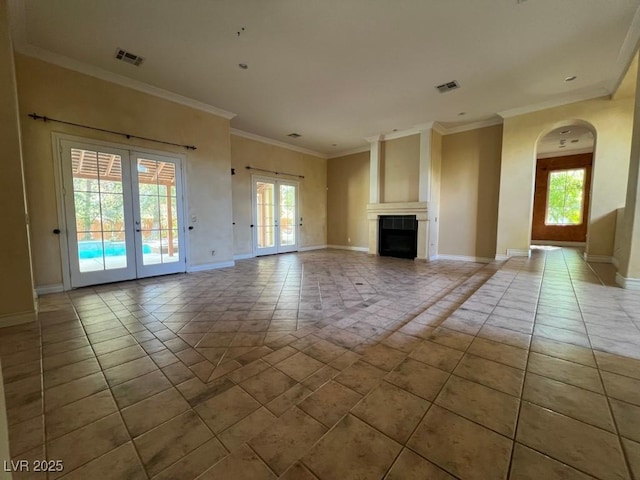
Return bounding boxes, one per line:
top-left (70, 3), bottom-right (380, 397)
top-left (328, 145), bottom-right (370, 159)
top-left (230, 129), bottom-right (327, 159)
top-left (13, 43), bottom-right (238, 120)
top-left (364, 134), bottom-right (384, 143)
top-left (363, 117), bottom-right (502, 143)
top-left (498, 88), bottom-right (610, 119)
top-left (381, 128), bottom-right (422, 141)
top-left (439, 117), bottom-right (503, 135)
top-left (431, 122), bottom-right (447, 135)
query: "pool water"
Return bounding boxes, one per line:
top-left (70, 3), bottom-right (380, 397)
top-left (78, 240), bottom-right (151, 258)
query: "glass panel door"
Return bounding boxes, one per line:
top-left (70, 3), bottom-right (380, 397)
top-left (253, 177), bottom-right (298, 256)
top-left (278, 182), bottom-right (298, 253)
top-left (61, 141), bottom-right (186, 288)
top-left (62, 141), bottom-right (136, 288)
top-left (131, 152), bottom-right (185, 278)
top-left (254, 179), bottom-right (278, 256)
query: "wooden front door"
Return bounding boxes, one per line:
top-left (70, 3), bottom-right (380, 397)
top-left (531, 153), bottom-right (592, 243)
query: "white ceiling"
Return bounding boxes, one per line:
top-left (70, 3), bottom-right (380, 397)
top-left (9, 0), bottom-right (640, 156)
top-left (537, 125), bottom-right (594, 156)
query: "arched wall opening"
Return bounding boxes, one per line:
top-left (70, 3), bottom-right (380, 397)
top-left (531, 121), bottom-right (597, 252)
top-left (495, 96), bottom-right (632, 262)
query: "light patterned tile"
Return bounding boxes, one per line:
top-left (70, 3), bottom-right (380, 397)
top-left (516, 401), bottom-right (628, 480)
top-left (407, 405), bottom-right (512, 480)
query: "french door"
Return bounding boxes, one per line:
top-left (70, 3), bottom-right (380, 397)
top-left (253, 177), bottom-right (299, 256)
top-left (60, 140), bottom-right (185, 288)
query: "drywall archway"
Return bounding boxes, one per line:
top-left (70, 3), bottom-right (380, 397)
top-left (495, 96), bottom-right (634, 261)
top-left (531, 122), bottom-right (597, 250)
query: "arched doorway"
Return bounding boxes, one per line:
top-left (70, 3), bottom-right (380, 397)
top-left (531, 124), bottom-right (595, 247)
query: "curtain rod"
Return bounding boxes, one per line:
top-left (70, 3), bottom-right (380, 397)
top-left (28, 113), bottom-right (197, 151)
top-left (245, 165), bottom-right (304, 179)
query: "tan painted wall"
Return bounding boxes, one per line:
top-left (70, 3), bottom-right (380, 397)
top-left (0, 0), bottom-right (35, 320)
top-left (440, 125), bottom-right (503, 259)
top-left (496, 96), bottom-right (634, 257)
top-left (382, 134), bottom-right (419, 203)
top-left (327, 151), bottom-right (370, 248)
top-left (15, 54), bottom-right (233, 288)
top-left (230, 135), bottom-right (327, 255)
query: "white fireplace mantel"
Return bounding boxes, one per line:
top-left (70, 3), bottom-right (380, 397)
top-left (367, 202), bottom-right (429, 259)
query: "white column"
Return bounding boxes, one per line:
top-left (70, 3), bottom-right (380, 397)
top-left (418, 127), bottom-right (432, 203)
top-left (367, 135), bottom-right (383, 204)
top-left (617, 59), bottom-right (640, 288)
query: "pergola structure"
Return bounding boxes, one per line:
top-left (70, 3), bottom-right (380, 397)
top-left (71, 149), bottom-right (177, 256)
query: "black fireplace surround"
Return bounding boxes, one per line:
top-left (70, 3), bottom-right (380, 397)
top-left (378, 215), bottom-right (418, 259)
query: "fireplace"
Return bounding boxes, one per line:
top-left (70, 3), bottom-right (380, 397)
top-left (366, 202), bottom-right (428, 259)
top-left (378, 215), bottom-right (418, 259)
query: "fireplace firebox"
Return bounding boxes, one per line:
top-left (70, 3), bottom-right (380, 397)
top-left (378, 215), bottom-right (418, 259)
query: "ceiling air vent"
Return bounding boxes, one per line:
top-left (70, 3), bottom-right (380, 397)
top-left (287, 133), bottom-right (302, 138)
top-left (115, 48), bottom-right (144, 66)
top-left (435, 80), bottom-right (460, 93)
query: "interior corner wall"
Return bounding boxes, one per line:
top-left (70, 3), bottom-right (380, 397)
top-left (439, 125), bottom-right (503, 259)
top-left (14, 54), bottom-right (234, 288)
top-left (230, 135), bottom-right (327, 256)
top-left (496, 96), bottom-right (634, 258)
top-left (327, 151), bottom-right (370, 248)
top-left (0, 0), bottom-right (35, 322)
top-left (382, 134), bottom-right (420, 203)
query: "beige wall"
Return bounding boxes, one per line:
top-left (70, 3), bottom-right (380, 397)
top-left (327, 151), bottom-right (370, 248)
top-left (0, 0), bottom-right (35, 322)
top-left (440, 125), bottom-right (503, 259)
top-left (496, 96), bottom-right (634, 258)
top-left (15, 54), bottom-right (234, 288)
top-left (230, 135), bottom-right (327, 255)
top-left (382, 134), bottom-right (419, 203)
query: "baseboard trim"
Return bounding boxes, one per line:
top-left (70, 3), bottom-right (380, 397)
top-left (298, 245), bottom-right (328, 252)
top-left (436, 254), bottom-right (493, 264)
top-left (530, 240), bottom-right (586, 247)
top-left (233, 253), bottom-right (255, 261)
top-left (496, 248), bottom-right (531, 261)
top-left (0, 311), bottom-right (36, 328)
top-left (188, 261), bottom-right (235, 272)
top-left (583, 254), bottom-right (613, 264)
top-left (326, 245), bottom-right (369, 252)
top-left (616, 272), bottom-right (640, 289)
top-left (35, 284), bottom-right (65, 296)
top-left (507, 248), bottom-right (531, 257)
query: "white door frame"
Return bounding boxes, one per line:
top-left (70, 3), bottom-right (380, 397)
top-left (60, 140), bottom-right (137, 288)
top-left (251, 175), bottom-right (299, 256)
top-left (130, 150), bottom-right (186, 278)
top-left (52, 133), bottom-right (189, 290)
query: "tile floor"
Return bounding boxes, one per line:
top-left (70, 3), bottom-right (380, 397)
top-left (1, 248), bottom-right (639, 479)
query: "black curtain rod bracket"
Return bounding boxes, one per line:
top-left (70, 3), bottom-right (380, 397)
top-left (245, 165), bottom-right (304, 179)
top-left (28, 113), bottom-right (197, 151)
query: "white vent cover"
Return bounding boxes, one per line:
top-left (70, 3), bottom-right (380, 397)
top-left (436, 80), bottom-right (460, 93)
top-left (115, 48), bottom-right (144, 66)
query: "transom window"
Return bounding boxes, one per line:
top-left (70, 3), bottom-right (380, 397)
top-left (545, 168), bottom-right (586, 226)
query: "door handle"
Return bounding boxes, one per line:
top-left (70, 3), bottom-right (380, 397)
top-left (136, 229), bottom-right (141, 232)
top-left (188, 226), bottom-right (194, 230)
top-left (53, 228), bottom-right (61, 235)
